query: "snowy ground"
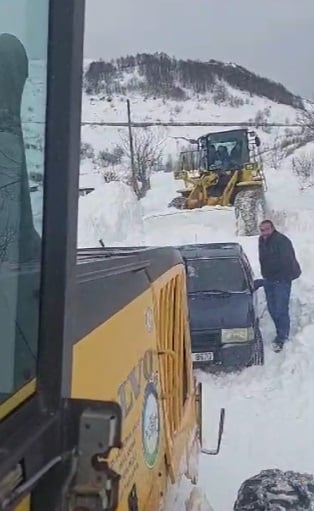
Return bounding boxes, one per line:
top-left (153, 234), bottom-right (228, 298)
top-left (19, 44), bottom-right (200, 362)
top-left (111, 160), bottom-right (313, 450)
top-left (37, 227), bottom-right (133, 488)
top-left (77, 167), bottom-right (314, 510)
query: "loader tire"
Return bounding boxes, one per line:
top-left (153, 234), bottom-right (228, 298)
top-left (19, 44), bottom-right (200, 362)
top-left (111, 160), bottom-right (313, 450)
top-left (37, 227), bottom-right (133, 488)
top-left (234, 188), bottom-right (266, 236)
top-left (168, 196), bottom-right (187, 209)
top-left (234, 469), bottom-right (314, 510)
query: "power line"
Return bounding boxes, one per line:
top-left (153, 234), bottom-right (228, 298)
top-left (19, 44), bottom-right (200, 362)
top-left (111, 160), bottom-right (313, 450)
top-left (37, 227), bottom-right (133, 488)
top-left (80, 120), bottom-right (312, 128)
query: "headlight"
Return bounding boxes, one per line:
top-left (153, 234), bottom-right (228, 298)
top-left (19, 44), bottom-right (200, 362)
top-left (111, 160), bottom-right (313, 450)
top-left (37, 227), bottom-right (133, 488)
top-left (221, 327), bottom-right (254, 343)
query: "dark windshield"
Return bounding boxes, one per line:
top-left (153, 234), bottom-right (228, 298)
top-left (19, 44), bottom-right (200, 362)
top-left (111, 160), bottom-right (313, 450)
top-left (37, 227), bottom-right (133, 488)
top-left (200, 130), bottom-right (250, 170)
top-left (186, 257), bottom-right (248, 293)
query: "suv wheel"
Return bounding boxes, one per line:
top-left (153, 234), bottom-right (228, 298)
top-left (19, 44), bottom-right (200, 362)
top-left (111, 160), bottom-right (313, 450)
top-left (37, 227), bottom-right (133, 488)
top-left (247, 325), bottom-right (264, 367)
top-left (253, 326), bottom-right (264, 365)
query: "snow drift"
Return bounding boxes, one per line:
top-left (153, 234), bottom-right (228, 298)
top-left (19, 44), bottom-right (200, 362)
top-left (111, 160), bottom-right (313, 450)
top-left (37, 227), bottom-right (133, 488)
top-left (77, 181), bottom-right (144, 247)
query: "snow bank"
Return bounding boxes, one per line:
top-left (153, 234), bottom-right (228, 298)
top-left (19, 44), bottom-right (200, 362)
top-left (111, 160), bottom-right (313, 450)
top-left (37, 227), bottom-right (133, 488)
top-left (141, 172), bottom-right (181, 216)
top-left (77, 182), bottom-right (144, 247)
top-left (198, 323), bottom-right (314, 511)
top-left (269, 208), bottom-right (314, 234)
top-left (264, 141), bottom-right (314, 230)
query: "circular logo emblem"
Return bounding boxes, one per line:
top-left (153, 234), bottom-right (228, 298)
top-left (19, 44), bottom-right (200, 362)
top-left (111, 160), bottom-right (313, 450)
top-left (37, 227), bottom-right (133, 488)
top-left (142, 382), bottom-right (160, 468)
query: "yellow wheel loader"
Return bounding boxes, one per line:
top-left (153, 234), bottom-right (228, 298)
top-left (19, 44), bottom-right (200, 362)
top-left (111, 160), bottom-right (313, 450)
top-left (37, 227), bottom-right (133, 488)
top-left (0, 2), bottom-right (224, 510)
top-left (169, 129), bottom-right (267, 236)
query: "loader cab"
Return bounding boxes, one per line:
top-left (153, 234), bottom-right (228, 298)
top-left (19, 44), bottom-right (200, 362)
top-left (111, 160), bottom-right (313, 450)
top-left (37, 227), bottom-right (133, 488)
top-left (198, 128), bottom-right (251, 171)
top-left (177, 128), bottom-right (254, 175)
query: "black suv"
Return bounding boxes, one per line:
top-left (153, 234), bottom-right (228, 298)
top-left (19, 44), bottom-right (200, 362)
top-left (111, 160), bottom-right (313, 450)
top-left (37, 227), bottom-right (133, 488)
top-left (177, 243), bottom-right (264, 371)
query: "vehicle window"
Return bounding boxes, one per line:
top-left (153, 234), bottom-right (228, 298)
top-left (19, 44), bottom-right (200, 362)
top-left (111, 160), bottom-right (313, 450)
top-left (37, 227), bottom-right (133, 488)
top-left (186, 257), bottom-right (248, 293)
top-left (203, 131), bottom-right (249, 170)
top-left (0, 1), bottom-right (48, 406)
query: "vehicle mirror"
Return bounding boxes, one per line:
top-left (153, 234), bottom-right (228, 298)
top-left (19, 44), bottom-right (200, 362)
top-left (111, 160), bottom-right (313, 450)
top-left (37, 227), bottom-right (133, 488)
top-left (196, 383), bottom-right (225, 456)
top-left (255, 136), bottom-right (261, 147)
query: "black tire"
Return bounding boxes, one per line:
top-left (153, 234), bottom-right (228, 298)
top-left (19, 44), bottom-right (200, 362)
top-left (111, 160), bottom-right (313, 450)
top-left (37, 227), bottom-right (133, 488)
top-left (246, 325), bottom-right (264, 367)
top-left (168, 196), bottom-right (186, 209)
top-left (234, 469), bottom-right (314, 511)
top-left (253, 326), bottom-right (264, 366)
top-left (234, 187), bottom-right (266, 236)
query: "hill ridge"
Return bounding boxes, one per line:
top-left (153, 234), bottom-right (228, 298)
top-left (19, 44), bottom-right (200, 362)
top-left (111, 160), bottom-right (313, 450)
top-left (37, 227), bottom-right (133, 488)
top-left (84, 52), bottom-right (304, 110)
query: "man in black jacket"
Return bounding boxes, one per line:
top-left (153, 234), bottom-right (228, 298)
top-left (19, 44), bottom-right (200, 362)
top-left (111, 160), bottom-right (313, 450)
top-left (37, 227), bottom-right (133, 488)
top-left (258, 220), bottom-right (301, 352)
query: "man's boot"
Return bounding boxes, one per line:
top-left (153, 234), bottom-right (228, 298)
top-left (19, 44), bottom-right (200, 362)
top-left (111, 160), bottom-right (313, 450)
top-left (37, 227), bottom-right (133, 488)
top-left (272, 337), bottom-right (284, 352)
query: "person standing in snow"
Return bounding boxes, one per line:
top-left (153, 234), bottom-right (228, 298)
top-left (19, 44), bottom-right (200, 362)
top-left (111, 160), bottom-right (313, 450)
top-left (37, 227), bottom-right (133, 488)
top-left (257, 220), bottom-right (301, 352)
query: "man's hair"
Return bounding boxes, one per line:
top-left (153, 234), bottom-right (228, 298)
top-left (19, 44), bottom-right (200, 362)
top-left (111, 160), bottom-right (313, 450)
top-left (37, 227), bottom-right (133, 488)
top-left (259, 219), bottom-right (274, 229)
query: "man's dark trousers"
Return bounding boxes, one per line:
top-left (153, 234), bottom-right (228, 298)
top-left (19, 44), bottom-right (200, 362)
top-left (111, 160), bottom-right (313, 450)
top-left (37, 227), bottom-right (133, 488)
top-left (263, 279), bottom-right (292, 341)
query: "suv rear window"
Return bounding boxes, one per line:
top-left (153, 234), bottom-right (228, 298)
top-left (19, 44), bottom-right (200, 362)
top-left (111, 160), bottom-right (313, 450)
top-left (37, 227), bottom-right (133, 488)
top-left (186, 257), bottom-right (248, 293)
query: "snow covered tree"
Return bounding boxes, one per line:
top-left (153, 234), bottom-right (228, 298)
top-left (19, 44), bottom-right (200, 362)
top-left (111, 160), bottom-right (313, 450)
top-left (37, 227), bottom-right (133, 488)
top-left (297, 109), bottom-right (314, 142)
top-left (292, 152), bottom-right (314, 190)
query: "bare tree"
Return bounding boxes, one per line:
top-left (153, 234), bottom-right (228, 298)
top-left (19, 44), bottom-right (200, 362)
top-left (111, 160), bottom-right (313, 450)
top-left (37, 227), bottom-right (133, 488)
top-left (292, 152), bottom-right (314, 190)
top-left (120, 129), bottom-right (163, 199)
top-left (252, 107), bottom-right (272, 133)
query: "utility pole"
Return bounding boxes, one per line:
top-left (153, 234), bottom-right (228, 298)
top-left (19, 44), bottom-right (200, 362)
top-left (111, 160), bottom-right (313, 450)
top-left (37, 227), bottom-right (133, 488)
top-left (126, 99), bottom-right (140, 197)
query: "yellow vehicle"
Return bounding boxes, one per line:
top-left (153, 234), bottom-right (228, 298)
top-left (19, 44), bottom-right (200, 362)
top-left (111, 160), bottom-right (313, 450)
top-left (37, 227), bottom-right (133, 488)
top-left (169, 129), bottom-right (267, 236)
top-left (0, 1), bottom-right (224, 510)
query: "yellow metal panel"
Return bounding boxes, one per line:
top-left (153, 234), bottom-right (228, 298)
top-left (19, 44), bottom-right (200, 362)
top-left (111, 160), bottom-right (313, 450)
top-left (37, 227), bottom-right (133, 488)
top-left (71, 264), bottom-right (197, 511)
top-left (71, 287), bottom-right (165, 511)
top-left (0, 380), bottom-right (36, 421)
top-left (15, 496), bottom-right (30, 511)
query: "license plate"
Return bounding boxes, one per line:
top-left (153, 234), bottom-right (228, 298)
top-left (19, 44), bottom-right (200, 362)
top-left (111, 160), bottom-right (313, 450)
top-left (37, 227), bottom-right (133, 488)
top-left (192, 352), bottom-right (214, 362)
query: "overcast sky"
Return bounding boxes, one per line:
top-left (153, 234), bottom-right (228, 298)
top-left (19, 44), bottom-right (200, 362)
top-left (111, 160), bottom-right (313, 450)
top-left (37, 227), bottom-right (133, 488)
top-left (84, 0), bottom-right (314, 99)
